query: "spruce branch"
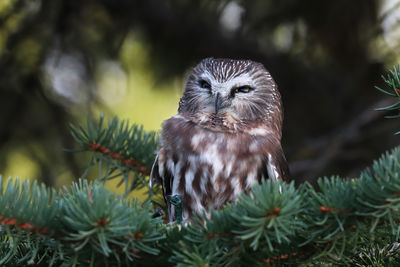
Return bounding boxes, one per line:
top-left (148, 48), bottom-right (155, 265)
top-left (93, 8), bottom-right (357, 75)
top-left (1, 145), bottom-right (400, 265)
top-left (0, 177), bottom-right (62, 265)
top-left (232, 180), bottom-right (305, 251)
top-left (376, 64), bottom-right (400, 133)
top-left (61, 179), bottom-right (165, 264)
top-left (69, 115), bottom-right (158, 195)
top-left (0, 178), bottom-right (165, 266)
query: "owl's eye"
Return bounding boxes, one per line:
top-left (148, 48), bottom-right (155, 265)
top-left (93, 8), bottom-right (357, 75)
top-left (199, 80), bottom-right (211, 90)
top-left (234, 86), bottom-right (253, 94)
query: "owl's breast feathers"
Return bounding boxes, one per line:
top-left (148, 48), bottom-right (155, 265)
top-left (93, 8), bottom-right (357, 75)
top-left (150, 113), bottom-right (290, 222)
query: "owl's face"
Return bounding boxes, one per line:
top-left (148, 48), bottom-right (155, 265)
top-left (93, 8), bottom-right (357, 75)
top-left (179, 58), bottom-right (282, 122)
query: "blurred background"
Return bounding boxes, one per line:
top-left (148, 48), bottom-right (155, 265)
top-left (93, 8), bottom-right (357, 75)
top-left (0, 0), bottom-right (399, 191)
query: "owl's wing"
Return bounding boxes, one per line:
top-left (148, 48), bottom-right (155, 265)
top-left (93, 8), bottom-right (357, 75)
top-left (150, 152), bottom-right (174, 218)
top-left (266, 144), bottom-right (291, 182)
top-left (150, 154), bottom-right (173, 196)
top-left (150, 154), bottom-right (162, 188)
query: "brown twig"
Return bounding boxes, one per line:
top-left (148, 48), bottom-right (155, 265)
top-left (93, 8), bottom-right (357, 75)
top-left (89, 142), bottom-right (150, 176)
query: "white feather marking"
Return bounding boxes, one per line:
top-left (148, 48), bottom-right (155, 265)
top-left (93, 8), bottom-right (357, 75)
top-left (215, 195), bottom-right (226, 208)
top-left (184, 169), bottom-right (195, 197)
top-left (231, 177), bottom-right (241, 197)
top-left (157, 154), bottom-right (165, 178)
top-left (173, 114), bottom-right (184, 120)
top-left (171, 159), bottom-right (182, 195)
top-left (246, 171), bottom-right (257, 188)
top-left (239, 161), bottom-right (248, 172)
top-left (186, 155), bottom-right (206, 210)
top-left (191, 133), bottom-right (204, 149)
top-left (182, 210), bottom-right (189, 221)
top-left (248, 128), bottom-right (270, 136)
top-left (188, 155), bottom-right (202, 200)
top-left (166, 156), bottom-right (174, 171)
top-left (201, 71), bottom-right (214, 81)
top-left (249, 141), bottom-right (258, 153)
top-left (200, 143), bottom-right (223, 191)
top-left (200, 174), bottom-right (207, 194)
top-left (170, 206), bottom-right (175, 223)
top-left (150, 163), bottom-right (156, 188)
top-left (193, 199), bottom-right (205, 213)
top-left (204, 210), bottom-right (211, 219)
top-left (224, 158), bottom-right (234, 177)
top-left (198, 113), bottom-right (209, 123)
top-left (267, 154), bottom-right (280, 180)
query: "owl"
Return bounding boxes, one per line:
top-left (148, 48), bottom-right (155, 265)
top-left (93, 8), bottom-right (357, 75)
top-left (150, 58), bottom-right (291, 223)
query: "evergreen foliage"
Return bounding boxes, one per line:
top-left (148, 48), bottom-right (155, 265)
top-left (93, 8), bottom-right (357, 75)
top-left (69, 115), bottom-right (158, 195)
top-left (0, 66), bottom-right (399, 266)
top-left (376, 64), bottom-right (400, 133)
top-left (0, 145), bottom-right (399, 266)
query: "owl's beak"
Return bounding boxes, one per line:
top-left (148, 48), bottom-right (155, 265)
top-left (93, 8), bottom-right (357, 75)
top-left (214, 92), bottom-right (222, 114)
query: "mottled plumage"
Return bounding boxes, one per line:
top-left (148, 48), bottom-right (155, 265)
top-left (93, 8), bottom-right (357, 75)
top-left (151, 58), bottom-right (291, 222)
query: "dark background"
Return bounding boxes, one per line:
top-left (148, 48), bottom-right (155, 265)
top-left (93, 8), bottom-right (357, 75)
top-left (0, 0), bottom-right (399, 187)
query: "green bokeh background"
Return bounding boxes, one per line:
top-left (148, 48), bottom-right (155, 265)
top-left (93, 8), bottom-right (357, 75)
top-left (0, 0), bottom-right (399, 198)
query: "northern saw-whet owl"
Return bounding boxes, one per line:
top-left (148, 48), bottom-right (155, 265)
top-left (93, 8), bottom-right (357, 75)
top-left (150, 58), bottom-right (291, 223)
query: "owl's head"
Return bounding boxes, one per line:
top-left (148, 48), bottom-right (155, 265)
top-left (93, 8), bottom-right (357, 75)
top-left (179, 58), bottom-right (282, 123)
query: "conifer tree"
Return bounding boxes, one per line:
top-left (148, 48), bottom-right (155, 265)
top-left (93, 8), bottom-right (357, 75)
top-left (0, 65), bottom-right (399, 266)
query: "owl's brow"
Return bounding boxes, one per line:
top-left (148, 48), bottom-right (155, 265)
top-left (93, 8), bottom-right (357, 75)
top-left (199, 71), bottom-right (214, 83)
top-left (200, 70), bottom-right (255, 86)
top-left (219, 74), bottom-right (257, 92)
top-left (228, 74), bottom-right (256, 87)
